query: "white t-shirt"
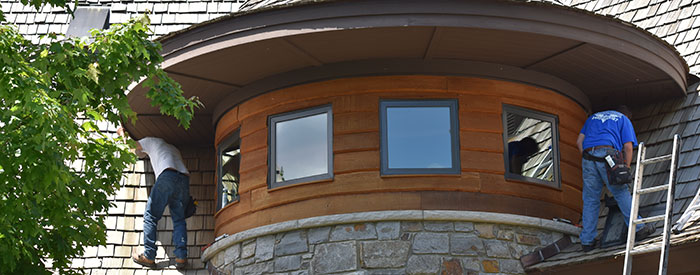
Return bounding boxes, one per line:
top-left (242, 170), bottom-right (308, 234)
top-left (138, 137), bottom-right (189, 179)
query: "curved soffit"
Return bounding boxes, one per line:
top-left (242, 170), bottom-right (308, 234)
top-left (126, 0), bottom-right (688, 143)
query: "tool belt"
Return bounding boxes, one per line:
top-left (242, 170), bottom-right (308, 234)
top-left (583, 148), bottom-right (632, 185)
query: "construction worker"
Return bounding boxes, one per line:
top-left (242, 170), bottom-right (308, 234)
top-left (118, 127), bottom-right (189, 269)
top-left (577, 106), bottom-right (654, 252)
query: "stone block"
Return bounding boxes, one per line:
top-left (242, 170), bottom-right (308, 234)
top-left (412, 232), bottom-right (449, 254)
top-left (484, 239), bottom-right (512, 258)
top-left (376, 221), bottom-right (400, 240)
top-left (224, 243), bottom-right (240, 266)
top-left (275, 230), bottom-right (308, 256)
top-left (449, 233), bottom-right (483, 256)
top-left (497, 228), bottom-right (514, 241)
top-left (499, 259), bottom-right (524, 274)
top-left (311, 242), bottom-right (357, 273)
top-left (441, 258), bottom-right (462, 275)
top-left (406, 255), bottom-right (440, 275)
top-left (460, 257), bottom-right (480, 272)
top-left (360, 241), bottom-right (410, 268)
top-left (255, 235), bottom-right (275, 262)
top-left (401, 221), bottom-right (423, 232)
top-left (236, 261), bottom-right (273, 274)
top-left (516, 234), bottom-right (541, 246)
top-left (330, 223), bottom-right (377, 241)
top-left (475, 223), bottom-right (496, 239)
top-left (454, 221), bottom-right (474, 232)
top-left (424, 221), bottom-right (453, 232)
top-left (308, 226), bottom-right (330, 244)
top-left (274, 255), bottom-right (302, 272)
top-left (482, 260), bottom-right (499, 273)
top-left (241, 240), bottom-right (255, 259)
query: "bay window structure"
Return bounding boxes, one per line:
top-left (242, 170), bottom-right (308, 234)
top-left (502, 104), bottom-right (560, 188)
top-left (380, 100), bottom-right (460, 175)
top-left (217, 129), bottom-right (241, 210)
top-left (268, 105), bottom-right (333, 188)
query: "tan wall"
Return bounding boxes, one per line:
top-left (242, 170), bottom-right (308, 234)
top-left (214, 76), bottom-right (587, 235)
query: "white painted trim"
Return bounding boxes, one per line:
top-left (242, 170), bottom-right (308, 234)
top-left (201, 210), bottom-right (581, 261)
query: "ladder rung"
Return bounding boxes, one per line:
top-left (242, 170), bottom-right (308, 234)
top-left (630, 245), bottom-right (662, 255)
top-left (634, 215), bottom-right (665, 224)
top-left (641, 154), bottom-right (672, 165)
top-left (637, 185), bottom-right (669, 194)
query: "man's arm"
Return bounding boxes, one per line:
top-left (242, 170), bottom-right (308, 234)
top-left (117, 127), bottom-right (147, 158)
top-left (623, 141), bottom-right (634, 167)
top-left (576, 133), bottom-right (585, 153)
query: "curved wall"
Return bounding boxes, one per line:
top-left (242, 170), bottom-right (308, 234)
top-left (214, 76), bottom-right (587, 235)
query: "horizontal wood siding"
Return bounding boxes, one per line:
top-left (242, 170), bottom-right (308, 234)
top-left (214, 76), bottom-right (586, 235)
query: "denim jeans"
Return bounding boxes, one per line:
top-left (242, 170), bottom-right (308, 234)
top-left (580, 148), bottom-right (643, 245)
top-left (143, 169), bottom-right (189, 260)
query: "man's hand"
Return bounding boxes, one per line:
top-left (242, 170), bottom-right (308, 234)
top-left (117, 127), bottom-right (126, 138)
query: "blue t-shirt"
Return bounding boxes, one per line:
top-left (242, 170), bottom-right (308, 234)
top-left (580, 110), bottom-right (638, 151)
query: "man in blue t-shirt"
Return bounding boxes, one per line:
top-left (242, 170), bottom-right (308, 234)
top-left (576, 106), bottom-right (654, 252)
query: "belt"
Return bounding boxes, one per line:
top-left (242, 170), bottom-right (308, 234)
top-left (584, 145), bottom-right (613, 152)
top-left (165, 168), bottom-right (189, 177)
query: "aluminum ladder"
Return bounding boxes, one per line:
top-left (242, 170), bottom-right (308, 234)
top-left (623, 134), bottom-right (681, 275)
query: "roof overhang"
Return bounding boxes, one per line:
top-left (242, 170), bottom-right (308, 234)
top-left (125, 0), bottom-right (688, 144)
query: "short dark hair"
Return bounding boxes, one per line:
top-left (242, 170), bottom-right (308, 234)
top-left (617, 105), bottom-right (632, 118)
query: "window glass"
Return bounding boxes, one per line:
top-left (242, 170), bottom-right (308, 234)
top-left (503, 105), bottom-right (560, 187)
top-left (269, 105), bottom-right (333, 187)
top-left (218, 130), bottom-right (240, 210)
top-left (380, 100), bottom-right (460, 175)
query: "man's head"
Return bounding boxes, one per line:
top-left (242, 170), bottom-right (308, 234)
top-left (616, 105), bottom-right (632, 119)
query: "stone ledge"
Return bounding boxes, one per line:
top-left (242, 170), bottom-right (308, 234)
top-left (201, 210), bottom-right (581, 261)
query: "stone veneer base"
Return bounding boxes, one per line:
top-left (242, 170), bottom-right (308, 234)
top-left (203, 210), bottom-right (581, 274)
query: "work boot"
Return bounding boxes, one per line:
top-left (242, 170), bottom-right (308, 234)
top-left (175, 258), bottom-right (187, 270)
top-left (132, 253), bottom-right (156, 268)
top-left (635, 224), bottom-right (655, 242)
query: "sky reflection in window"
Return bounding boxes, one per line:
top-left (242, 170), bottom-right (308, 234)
top-left (386, 107), bottom-right (453, 169)
top-left (275, 113), bottom-right (328, 182)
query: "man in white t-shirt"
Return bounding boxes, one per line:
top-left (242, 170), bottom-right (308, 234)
top-left (118, 128), bottom-right (189, 269)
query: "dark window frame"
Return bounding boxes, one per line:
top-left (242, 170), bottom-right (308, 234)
top-left (379, 99), bottom-right (461, 175)
top-left (268, 105), bottom-right (334, 189)
top-left (502, 104), bottom-right (561, 188)
top-left (217, 129), bottom-right (241, 211)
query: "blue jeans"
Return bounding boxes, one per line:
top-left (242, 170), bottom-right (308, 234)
top-left (580, 148), bottom-right (643, 245)
top-left (143, 170), bottom-right (189, 260)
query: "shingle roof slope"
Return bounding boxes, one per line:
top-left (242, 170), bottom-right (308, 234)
top-left (0, 0), bottom-right (245, 43)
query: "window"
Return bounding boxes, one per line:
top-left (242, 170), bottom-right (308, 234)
top-left (502, 105), bottom-right (560, 187)
top-left (217, 130), bottom-right (240, 211)
top-left (380, 100), bottom-right (460, 175)
top-left (66, 7), bottom-right (110, 38)
top-left (268, 105), bottom-right (333, 188)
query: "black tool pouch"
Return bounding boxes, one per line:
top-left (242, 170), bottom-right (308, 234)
top-left (184, 196), bottom-right (198, 218)
top-left (583, 149), bottom-right (632, 185)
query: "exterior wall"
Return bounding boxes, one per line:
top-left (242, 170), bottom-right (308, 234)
top-left (202, 211), bottom-right (577, 275)
top-left (214, 76), bottom-right (588, 236)
top-left (69, 144), bottom-right (216, 274)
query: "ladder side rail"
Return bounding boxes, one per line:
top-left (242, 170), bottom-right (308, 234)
top-left (657, 135), bottom-right (681, 275)
top-left (624, 142), bottom-right (647, 275)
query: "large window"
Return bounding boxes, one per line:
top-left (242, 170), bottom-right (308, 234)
top-left (217, 129), bottom-right (241, 211)
top-left (268, 105), bottom-right (333, 188)
top-left (502, 105), bottom-right (560, 187)
top-left (380, 99), bottom-right (460, 175)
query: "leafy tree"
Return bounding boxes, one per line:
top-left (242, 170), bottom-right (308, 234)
top-left (0, 2), bottom-right (201, 273)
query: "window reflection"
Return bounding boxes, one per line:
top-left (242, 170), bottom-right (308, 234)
top-left (275, 113), bottom-right (328, 182)
top-left (380, 100), bottom-right (460, 175)
top-left (387, 107), bottom-right (453, 169)
top-left (218, 131), bottom-right (240, 210)
top-left (504, 109), bottom-right (556, 182)
top-left (269, 105), bottom-right (333, 188)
